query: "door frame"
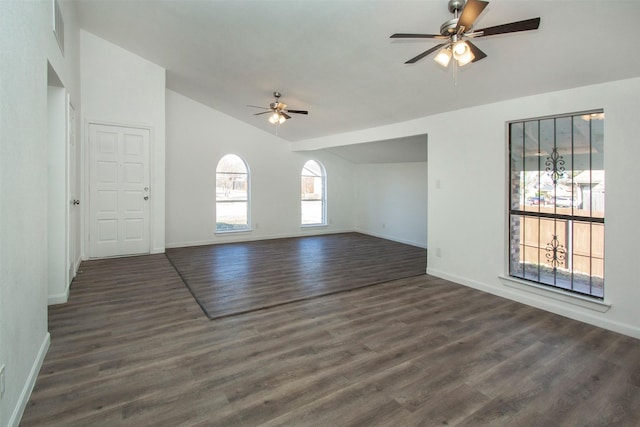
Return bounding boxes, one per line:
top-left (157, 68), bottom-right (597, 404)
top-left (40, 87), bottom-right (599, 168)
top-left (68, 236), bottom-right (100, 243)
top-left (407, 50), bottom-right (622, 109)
top-left (68, 100), bottom-right (80, 278)
top-left (83, 119), bottom-right (155, 259)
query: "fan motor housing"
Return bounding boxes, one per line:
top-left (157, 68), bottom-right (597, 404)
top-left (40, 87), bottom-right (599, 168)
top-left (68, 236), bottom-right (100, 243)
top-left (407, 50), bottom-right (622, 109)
top-left (440, 18), bottom-right (460, 35)
top-left (443, 0), bottom-right (468, 35)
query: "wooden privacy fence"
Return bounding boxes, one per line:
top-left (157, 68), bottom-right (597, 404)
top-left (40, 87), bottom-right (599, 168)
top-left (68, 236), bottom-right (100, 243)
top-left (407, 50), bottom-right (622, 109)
top-left (518, 208), bottom-right (604, 278)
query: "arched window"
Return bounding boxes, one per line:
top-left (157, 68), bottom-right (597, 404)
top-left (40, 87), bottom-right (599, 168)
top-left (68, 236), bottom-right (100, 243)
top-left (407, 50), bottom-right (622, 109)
top-left (301, 160), bottom-right (326, 226)
top-left (216, 154), bottom-right (250, 232)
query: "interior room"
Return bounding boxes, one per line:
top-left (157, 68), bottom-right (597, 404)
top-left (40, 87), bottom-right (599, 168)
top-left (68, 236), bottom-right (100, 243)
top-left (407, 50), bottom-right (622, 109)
top-left (2, 0), bottom-right (640, 425)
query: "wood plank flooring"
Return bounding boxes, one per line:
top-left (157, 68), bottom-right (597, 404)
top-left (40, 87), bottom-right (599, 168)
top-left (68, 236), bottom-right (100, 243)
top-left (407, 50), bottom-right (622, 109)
top-left (21, 253), bottom-right (640, 426)
top-left (165, 233), bottom-right (427, 319)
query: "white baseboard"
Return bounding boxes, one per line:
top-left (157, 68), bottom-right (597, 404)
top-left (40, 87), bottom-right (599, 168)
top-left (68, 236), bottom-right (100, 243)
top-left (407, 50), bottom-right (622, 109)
top-left (426, 267), bottom-right (640, 340)
top-left (9, 333), bottom-right (50, 427)
top-left (355, 229), bottom-right (427, 249)
top-left (48, 288), bottom-right (69, 305)
top-left (75, 255), bottom-right (82, 274)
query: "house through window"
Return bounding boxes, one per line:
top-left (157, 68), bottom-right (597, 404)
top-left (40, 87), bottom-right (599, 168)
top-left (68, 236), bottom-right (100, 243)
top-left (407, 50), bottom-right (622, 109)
top-left (216, 154), bottom-right (250, 232)
top-left (509, 111), bottom-right (605, 298)
top-left (301, 160), bottom-right (326, 226)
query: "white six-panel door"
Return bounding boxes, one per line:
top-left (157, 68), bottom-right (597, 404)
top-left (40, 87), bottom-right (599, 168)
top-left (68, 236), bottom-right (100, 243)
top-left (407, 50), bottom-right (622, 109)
top-left (89, 123), bottom-right (150, 258)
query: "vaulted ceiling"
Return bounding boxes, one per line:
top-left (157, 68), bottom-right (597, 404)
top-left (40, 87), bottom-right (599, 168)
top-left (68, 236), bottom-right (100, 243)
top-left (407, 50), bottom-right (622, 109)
top-left (74, 0), bottom-right (640, 146)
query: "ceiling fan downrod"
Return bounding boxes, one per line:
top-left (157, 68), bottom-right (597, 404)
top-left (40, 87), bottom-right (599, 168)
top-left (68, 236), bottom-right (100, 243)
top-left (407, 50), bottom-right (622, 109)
top-left (441, 0), bottom-right (466, 36)
top-left (448, 0), bottom-right (465, 15)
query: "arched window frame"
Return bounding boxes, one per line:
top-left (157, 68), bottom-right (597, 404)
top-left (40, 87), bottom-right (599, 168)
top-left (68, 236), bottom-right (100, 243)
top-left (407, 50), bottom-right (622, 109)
top-left (215, 154), bottom-right (250, 233)
top-left (301, 160), bottom-right (327, 226)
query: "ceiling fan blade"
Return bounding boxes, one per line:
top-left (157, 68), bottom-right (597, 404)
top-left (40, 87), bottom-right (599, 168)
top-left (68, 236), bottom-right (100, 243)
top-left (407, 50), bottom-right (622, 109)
top-left (405, 43), bottom-right (448, 64)
top-left (281, 112), bottom-right (292, 120)
top-left (456, 0), bottom-right (489, 32)
top-left (247, 104), bottom-right (269, 110)
top-left (475, 17), bottom-right (541, 37)
top-left (286, 109), bottom-right (308, 115)
top-left (253, 111), bottom-right (271, 116)
top-left (466, 40), bottom-right (487, 62)
top-left (391, 33), bottom-right (447, 39)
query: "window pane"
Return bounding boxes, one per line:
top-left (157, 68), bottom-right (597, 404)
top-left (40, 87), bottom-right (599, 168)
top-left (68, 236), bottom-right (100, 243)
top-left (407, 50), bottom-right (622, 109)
top-left (301, 200), bottom-right (323, 225)
top-left (301, 176), bottom-right (323, 200)
top-left (538, 218), bottom-right (568, 288)
top-left (302, 160), bottom-right (322, 177)
top-left (216, 172), bottom-right (247, 201)
top-left (572, 116), bottom-right (591, 216)
top-left (591, 222), bottom-right (605, 297)
top-left (523, 216), bottom-right (541, 282)
top-left (570, 221), bottom-right (604, 298)
top-left (590, 116), bottom-right (605, 218)
top-left (523, 121), bottom-right (540, 213)
top-left (217, 154), bottom-right (247, 174)
top-left (510, 123), bottom-right (524, 211)
top-left (216, 201), bottom-right (249, 231)
top-left (216, 154), bottom-right (249, 232)
top-left (301, 160), bottom-right (326, 225)
top-left (509, 215), bottom-right (524, 278)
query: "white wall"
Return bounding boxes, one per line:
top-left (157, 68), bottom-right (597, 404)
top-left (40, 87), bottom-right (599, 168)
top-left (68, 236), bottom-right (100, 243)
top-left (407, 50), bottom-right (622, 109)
top-left (165, 90), bottom-right (355, 247)
top-left (47, 84), bottom-right (69, 304)
top-left (0, 1), bottom-right (80, 425)
top-left (425, 79), bottom-right (640, 339)
top-left (80, 30), bottom-right (166, 255)
top-left (354, 162), bottom-right (427, 248)
top-left (298, 77), bottom-right (640, 340)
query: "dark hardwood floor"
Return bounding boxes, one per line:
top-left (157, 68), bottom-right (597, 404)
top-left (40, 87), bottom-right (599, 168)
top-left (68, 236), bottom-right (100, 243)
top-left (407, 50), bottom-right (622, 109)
top-left (166, 233), bottom-right (427, 319)
top-left (21, 252), bottom-right (640, 426)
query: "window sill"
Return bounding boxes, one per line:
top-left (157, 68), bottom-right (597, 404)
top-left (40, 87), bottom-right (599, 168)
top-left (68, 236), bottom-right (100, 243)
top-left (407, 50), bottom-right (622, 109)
top-left (215, 228), bottom-right (252, 235)
top-left (301, 224), bottom-right (327, 228)
top-left (498, 275), bottom-right (611, 313)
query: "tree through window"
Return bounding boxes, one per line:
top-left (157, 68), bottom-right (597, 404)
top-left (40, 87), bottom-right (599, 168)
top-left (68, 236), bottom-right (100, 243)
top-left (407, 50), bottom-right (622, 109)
top-left (216, 154), bottom-right (249, 232)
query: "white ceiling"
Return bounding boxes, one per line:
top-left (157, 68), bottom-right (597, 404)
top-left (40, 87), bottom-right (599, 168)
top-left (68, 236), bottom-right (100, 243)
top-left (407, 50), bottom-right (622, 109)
top-left (74, 0), bottom-right (640, 156)
top-left (325, 134), bottom-right (427, 163)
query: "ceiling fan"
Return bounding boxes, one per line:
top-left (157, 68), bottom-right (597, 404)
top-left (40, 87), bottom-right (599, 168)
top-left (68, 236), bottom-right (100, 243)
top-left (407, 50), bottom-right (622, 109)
top-left (391, 0), bottom-right (540, 67)
top-left (248, 92), bottom-right (308, 125)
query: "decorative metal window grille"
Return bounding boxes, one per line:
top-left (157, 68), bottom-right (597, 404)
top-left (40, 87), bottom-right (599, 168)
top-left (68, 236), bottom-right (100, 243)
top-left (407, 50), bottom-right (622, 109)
top-left (216, 154), bottom-right (250, 232)
top-left (301, 160), bottom-right (326, 226)
top-left (509, 111), bottom-right (605, 298)
top-left (53, 0), bottom-right (64, 55)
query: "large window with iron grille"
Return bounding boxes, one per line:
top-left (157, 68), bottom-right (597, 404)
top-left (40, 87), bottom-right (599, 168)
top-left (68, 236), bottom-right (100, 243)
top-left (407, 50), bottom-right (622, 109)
top-left (509, 111), bottom-right (604, 298)
top-left (301, 160), bottom-right (326, 226)
top-left (216, 154), bottom-right (250, 232)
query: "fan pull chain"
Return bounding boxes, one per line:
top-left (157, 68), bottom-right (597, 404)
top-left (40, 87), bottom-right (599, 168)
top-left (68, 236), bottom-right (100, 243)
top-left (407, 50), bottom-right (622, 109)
top-left (452, 59), bottom-right (459, 86)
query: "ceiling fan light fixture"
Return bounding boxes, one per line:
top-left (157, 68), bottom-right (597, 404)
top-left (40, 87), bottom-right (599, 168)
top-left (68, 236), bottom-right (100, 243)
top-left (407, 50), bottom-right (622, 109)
top-left (452, 41), bottom-right (474, 66)
top-left (456, 50), bottom-right (475, 66)
top-left (248, 92), bottom-right (308, 132)
top-left (452, 40), bottom-right (469, 59)
top-left (268, 112), bottom-right (286, 125)
top-left (434, 47), bottom-right (452, 67)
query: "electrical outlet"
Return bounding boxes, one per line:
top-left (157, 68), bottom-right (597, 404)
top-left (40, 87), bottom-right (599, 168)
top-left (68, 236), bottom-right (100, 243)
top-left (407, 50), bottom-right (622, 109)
top-left (0, 364), bottom-right (5, 400)
top-left (436, 247), bottom-right (442, 257)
